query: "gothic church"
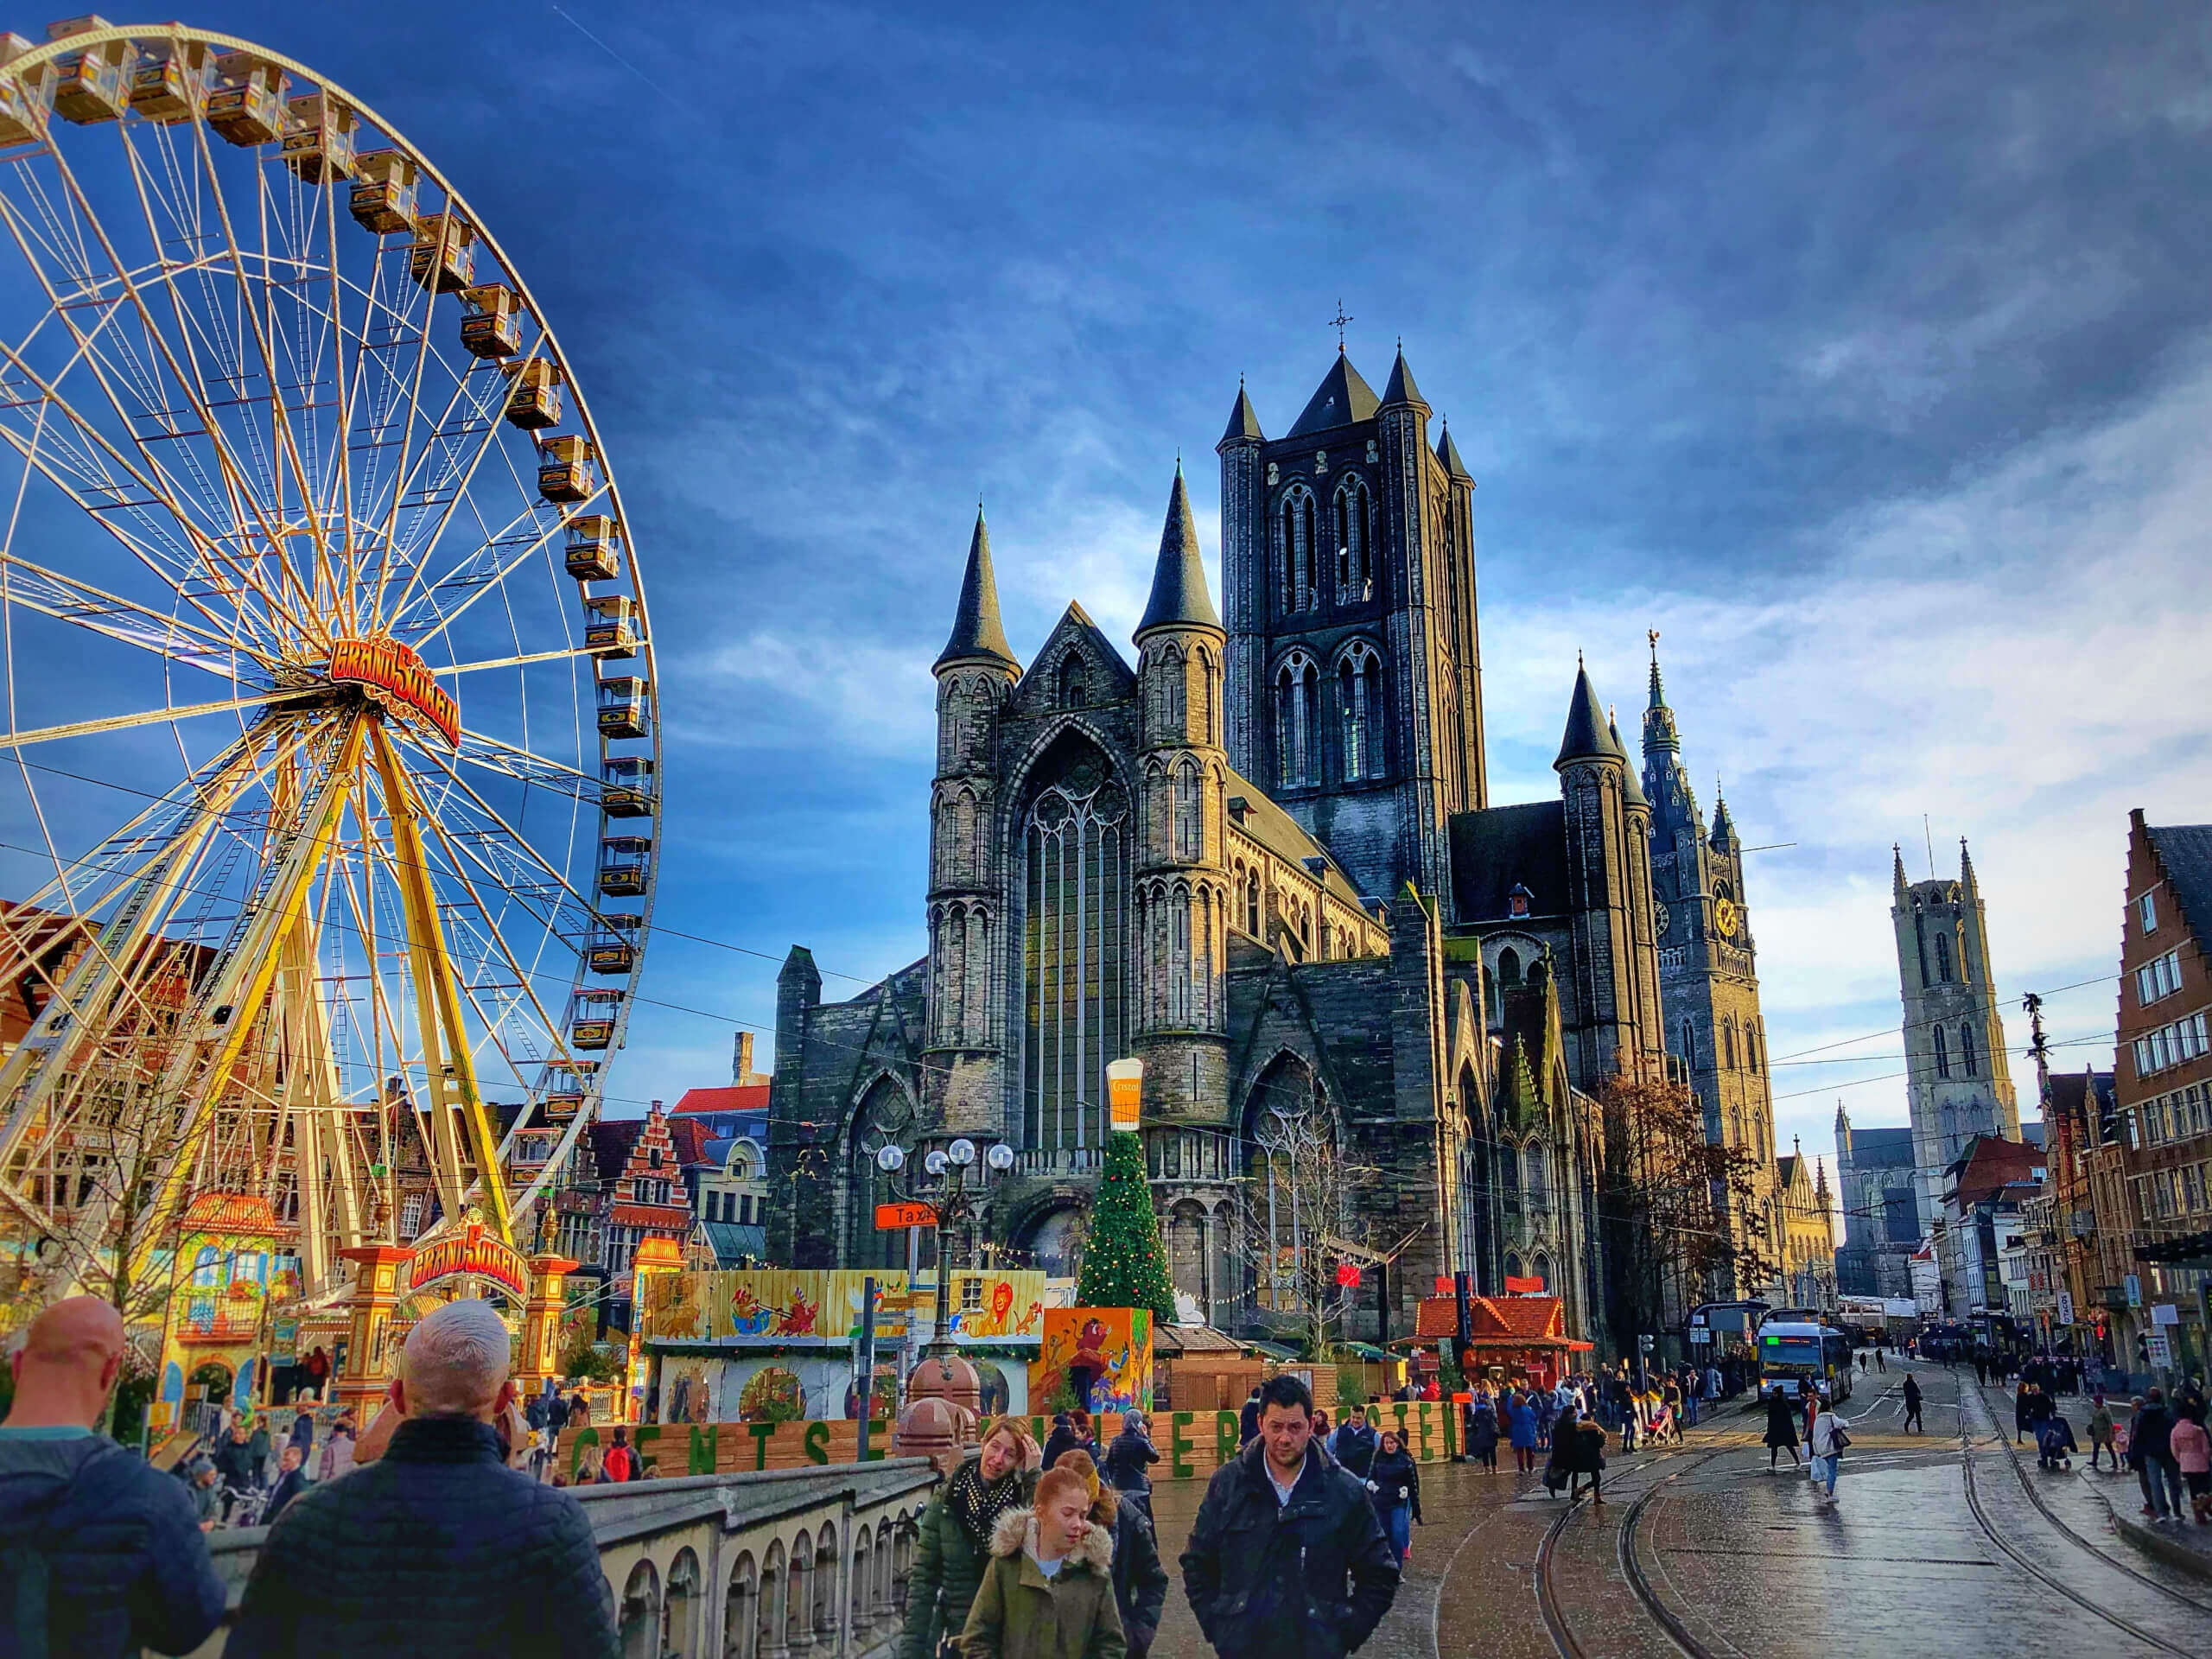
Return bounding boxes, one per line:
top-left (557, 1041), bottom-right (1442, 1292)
top-left (768, 347), bottom-right (1712, 1342)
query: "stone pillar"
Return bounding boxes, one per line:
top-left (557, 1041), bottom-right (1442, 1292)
top-left (518, 1253), bottom-right (579, 1395)
top-left (334, 1243), bottom-right (415, 1416)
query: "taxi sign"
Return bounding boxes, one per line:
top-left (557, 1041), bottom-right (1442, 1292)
top-left (874, 1200), bottom-right (935, 1231)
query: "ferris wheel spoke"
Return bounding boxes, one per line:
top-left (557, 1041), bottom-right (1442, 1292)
top-left (446, 725), bottom-right (597, 804)
top-left (0, 687), bottom-right (309, 752)
top-left (387, 500), bottom-right (569, 650)
top-left (0, 547), bottom-right (270, 680)
top-left (404, 734), bottom-right (600, 936)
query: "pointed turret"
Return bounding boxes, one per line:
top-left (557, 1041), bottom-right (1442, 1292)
top-left (1710, 781), bottom-right (1737, 849)
top-left (1554, 659), bottom-right (1624, 769)
top-left (1642, 633), bottom-right (1681, 760)
top-left (1221, 381), bottom-right (1264, 446)
top-left (1380, 341), bottom-right (1428, 412)
top-left (1434, 421), bottom-right (1472, 481)
top-left (1893, 843), bottom-right (1910, 894)
top-left (1135, 464), bottom-right (1223, 640)
top-left (1611, 710), bottom-right (1650, 809)
top-left (1960, 836), bottom-right (1979, 893)
top-left (1287, 353), bottom-right (1381, 436)
top-left (1835, 1099), bottom-right (1851, 1137)
top-left (934, 511), bottom-right (1020, 674)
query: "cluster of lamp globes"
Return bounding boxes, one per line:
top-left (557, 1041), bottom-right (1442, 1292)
top-left (872, 1058), bottom-right (1145, 1178)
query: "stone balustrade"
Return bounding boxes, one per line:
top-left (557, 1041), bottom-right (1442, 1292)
top-left (187, 1458), bottom-right (940, 1659)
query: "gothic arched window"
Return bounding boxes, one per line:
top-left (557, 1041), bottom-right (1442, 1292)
top-left (1680, 1019), bottom-right (1698, 1071)
top-left (1961, 1022), bottom-right (1978, 1077)
top-left (1174, 760), bottom-right (1202, 861)
top-left (1155, 644), bottom-right (1185, 741)
top-left (1193, 647), bottom-right (1215, 746)
top-left (1934, 1023), bottom-right (1950, 1079)
top-left (1720, 1021), bottom-right (1737, 1070)
top-left (1245, 869), bottom-right (1261, 938)
top-left (1935, 931), bottom-right (1953, 983)
top-left (1337, 644), bottom-right (1382, 781)
top-left (1058, 653), bottom-right (1088, 709)
top-left (849, 1077), bottom-right (916, 1269)
top-left (1277, 489), bottom-right (1317, 614)
top-left (1332, 477), bottom-right (1371, 601)
top-left (1021, 734), bottom-right (1129, 1150)
top-left (1275, 656), bottom-right (1319, 788)
top-left (1497, 947), bottom-right (1522, 987)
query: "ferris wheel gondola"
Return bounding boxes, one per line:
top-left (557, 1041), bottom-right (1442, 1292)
top-left (0, 17), bottom-right (657, 1309)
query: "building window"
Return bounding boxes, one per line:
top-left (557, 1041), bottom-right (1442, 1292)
top-left (1175, 761), bottom-right (1203, 861)
top-left (1680, 1019), bottom-right (1697, 1071)
top-left (1961, 1023), bottom-right (1977, 1077)
top-left (1059, 653), bottom-right (1089, 709)
top-left (2138, 950), bottom-right (2183, 1006)
top-left (1278, 489), bottom-right (1317, 613)
top-left (1720, 1020), bottom-right (1736, 1070)
top-left (1935, 931), bottom-right (1953, 983)
top-left (1276, 658), bottom-right (1319, 788)
top-left (1337, 645), bottom-right (1382, 781)
top-left (1934, 1024), bottom-right (1950, 1079)
top-left (961, 1276), bottom-right (984, 1313)
top-left (1498, 947), bottom-right (1522, 987)
top-left (1245, 870), bottom-right (1261, 938)
top-left (1332, 476), bottom-right (1372, 600)
top-left (1022, 736), bottom-right (1129, 1152)
top-left (2140, 892), bottom-right (2159, 934)
top-left (398, 1194), bottom-right (424, 1239)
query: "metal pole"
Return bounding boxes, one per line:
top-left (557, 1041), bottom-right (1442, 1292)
top-left (855, 1275), bottom-right (878, 1460)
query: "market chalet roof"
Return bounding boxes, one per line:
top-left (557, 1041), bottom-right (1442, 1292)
top-left (1414, 1292), bottom-right (1568, 1342)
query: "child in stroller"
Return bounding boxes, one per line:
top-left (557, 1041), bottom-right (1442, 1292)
top-left (2035, 1412), bottom-right (2078, 1470)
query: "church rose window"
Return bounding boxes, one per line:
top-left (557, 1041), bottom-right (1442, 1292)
top-left (1022, 738), bottom-right (1129, 1152)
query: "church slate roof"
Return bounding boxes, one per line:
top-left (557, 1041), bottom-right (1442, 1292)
top-left (1554, 663), bottom-right (1621, 767)
top-left (1447, 801), bottom-right (1570, 925)
top-left (1434, 423), bottom-right (1471, 481)
top-left (1221, 383), bottom-right (1265, 445)
top-left (1842, 1125), bottom-right (1916, 1168)
top-left (2147, 823), bottom-right (2212, 948)
top-left (1224, 766), bottom-right (1365, 906)
top-left (1381, 346), bottom-right (1427, 410)
top-left (935, 511), bottom-right (1020, 673)
top-left (1287, 353), bottom-right (1382, 437)
top-left (1135, 466), bottom-right (1222, 637)
top-left (1611, 715), bottom-right (1649, 809)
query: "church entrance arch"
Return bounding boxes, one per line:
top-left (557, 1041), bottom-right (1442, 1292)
top-left (846, 1075), bottom-right (918, 1270)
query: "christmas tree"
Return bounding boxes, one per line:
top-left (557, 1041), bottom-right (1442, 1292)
top-left (1076, 1130), bottom-right (1178, 1325)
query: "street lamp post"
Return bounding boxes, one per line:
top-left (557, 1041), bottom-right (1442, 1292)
top-left (874, 1136), bottom-right (1015, 1359)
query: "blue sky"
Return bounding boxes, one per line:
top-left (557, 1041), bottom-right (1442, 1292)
top-left (174, 2), bottom-right (2212, 1174)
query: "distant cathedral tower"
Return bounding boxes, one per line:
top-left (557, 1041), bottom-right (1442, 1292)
top-left (1892, 841), bottom-right (2020, 1224)
top-left (1216, 346), bottom-right (1485, 906)
top-left (1641, 640), bottom-right (1777, 1293)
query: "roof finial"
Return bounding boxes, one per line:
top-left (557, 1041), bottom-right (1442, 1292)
top-left (1330, 297), bottom-right (1353, 352)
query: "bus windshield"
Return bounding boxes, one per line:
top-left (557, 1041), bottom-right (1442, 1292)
top-left (1761, 1334), bottom-right (1822, 1368)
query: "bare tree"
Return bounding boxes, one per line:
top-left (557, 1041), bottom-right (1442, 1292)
top-left (1599, 1073), bottom-right (1777, 1346)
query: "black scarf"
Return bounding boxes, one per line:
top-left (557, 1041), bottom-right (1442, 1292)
top-left (947, 1457), bottom-right (1026, 1556)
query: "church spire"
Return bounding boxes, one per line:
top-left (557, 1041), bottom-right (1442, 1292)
top-left (1554, 658), bottom-right (1623, 769)
top-left (1960, 836), bottom-right (1979, 893)
top-left (1381, 341), bottom-right (1428, 412)
top-left (1221, 379), bottom-right (1264, 446)
top-left (935, 509), bottom-right (1020, 674)
top-left (1892, 842), bottom-right (1910, 894)
top-left (1642, 630), bottom-right (1680, 758)
top-left (1434, 419), bottom-right (1471, 481)
top-left (1135, 462), bottom-right (1222, 639)
top-left (1710, 778), bottom-right (1737, 849)
top-left (1611, 709), bottom-right (1650, 810)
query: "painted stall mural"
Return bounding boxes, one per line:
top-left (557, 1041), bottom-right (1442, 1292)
top-left (155, 1193), bottom-right (301, 1428)
top-left (638, 1269), bottom-right (1042, 1346)
top-left (1030, 1308), bottom-right (1152, 1414)
top-left (659, 1356), bottom-right (720, 1425)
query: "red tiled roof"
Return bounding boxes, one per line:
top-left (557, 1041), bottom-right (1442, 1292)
top-left (673, 1084), bottom-right (768, 1115)
top-left (608, 1203), bottom-right (692, 1230)
top-left (1414, 1294), bottom-right (1567, 1342)
top-left (664, 1117), bottom-right (715, 1166)
top-left (179, 1193), bottom-right (291, 1238)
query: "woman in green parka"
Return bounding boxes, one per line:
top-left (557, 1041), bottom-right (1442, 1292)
top-left (901, 1415), bottom-right (1040, 1659)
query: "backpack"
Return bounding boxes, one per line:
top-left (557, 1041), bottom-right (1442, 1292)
top-left (602, 1445), bottom-right (632, 1481)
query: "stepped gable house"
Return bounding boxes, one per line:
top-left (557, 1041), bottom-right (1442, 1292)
top-left (767, 346), bottom-right (1681, 1341)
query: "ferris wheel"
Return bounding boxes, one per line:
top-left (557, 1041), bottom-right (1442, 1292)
top-left (0, 19), bottom-right (657, 1306)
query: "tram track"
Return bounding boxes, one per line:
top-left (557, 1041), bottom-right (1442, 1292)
top-left (1966, 1376), bottom-right (2212, 1618)
top-left (1535, 1446), bottom-right (1728, 1659)
top-left (1956, 1438), bottom-right (2198, 1657)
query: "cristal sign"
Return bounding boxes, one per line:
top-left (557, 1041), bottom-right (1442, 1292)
top-left (1107, 1058), bottom-right (1143, 1131)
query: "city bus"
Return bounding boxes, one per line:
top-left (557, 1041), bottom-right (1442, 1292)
top-left (1755, 1319), bottom-right (1854, 1403)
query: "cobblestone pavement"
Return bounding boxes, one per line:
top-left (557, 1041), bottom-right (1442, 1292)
top-left (1143, 1361), bottom-right (2212, 1659)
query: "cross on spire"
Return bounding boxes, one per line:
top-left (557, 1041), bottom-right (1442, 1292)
top-left (1330, 298), bottom-right (1354, 352)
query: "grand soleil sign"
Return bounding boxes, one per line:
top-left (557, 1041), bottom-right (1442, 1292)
top-left (407, 1224), bottom-right (527, 1299)
top-left (329, 637), bottom-right (461, 747)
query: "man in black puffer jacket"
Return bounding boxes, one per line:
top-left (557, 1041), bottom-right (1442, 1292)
top-left (0, 1297), bottom-right (226, 1659)
top-left (226, 1299), bottom-right (617, 1659)
top-left (1182, 1375), bottom-right (1399, 1659)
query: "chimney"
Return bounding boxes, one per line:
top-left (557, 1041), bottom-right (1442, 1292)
top-left (733, 1030), bottom-right (755, 1084)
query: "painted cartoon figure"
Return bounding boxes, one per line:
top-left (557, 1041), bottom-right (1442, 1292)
top-left (728, 1285), bottom-right (777, 1337)
top-left (775, 1286), bottom-right (819, 1337)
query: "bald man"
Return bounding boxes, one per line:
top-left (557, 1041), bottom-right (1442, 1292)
top-left (0, 1296), bottom-right (226, 1658)
top-left (226, 1299), bottom-right (617, 1659)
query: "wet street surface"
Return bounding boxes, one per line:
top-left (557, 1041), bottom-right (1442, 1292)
top-left (1143, 1361), bottom-right (2212, 1659)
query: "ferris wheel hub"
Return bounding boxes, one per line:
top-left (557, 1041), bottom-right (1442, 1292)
top-left (326, 638), bottom-right (460, 748)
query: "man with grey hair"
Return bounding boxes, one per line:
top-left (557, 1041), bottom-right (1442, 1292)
top-left (227, 1299), bottom-right (617, 1658)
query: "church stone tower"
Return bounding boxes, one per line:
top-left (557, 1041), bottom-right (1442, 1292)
top-left (1131, 467), bottom-right (1232, 1122)
top-left (1641, 642), bottom-right (1778, 1293)
top-left (1215, 346), bottom-right (1484, 908)
top-left (1553, 664), bottom-right (1665, 1085)
top-left (1893, 841), bottom-right (2020, 1224)
top-left (925, 511), bottom-right (1022, 1135)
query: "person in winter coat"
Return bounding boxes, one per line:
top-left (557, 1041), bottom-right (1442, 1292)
top-left (2087, 1395), bottom-right (2117, 1470)
top-left (2129, 1390), bottom-right (2184, 1522)
top-left (2036, 1414), bottom-right (2079, 1471)
top-left (1054, 1451), bottom-right (1167, 1659)
top-left (1507, 1392), bottom-right (1539, 1473)
top-left (248, 1416), bottom-right (273, 1484)
top-left (213, 1419), bottom-right (260, 1496)
top-left (319, 1413), bottom-right (359, 1483)
top-left (1103, 1414), bottom-right (1160, 1503)
top-left (958, 1465), bottom-right (1125, 1659)
top-left (1366, 1429), bottom-right (1422, 1563)
top-left (1561, 1407), bottom-right (1607, 1503)
top-left (902, 1417), bottom-right (1040, 1659)
top-left (601, 1426), bottom-right (634, 1483)
top-left (2169, 1410), bottom-right (2211, 1523)
top-left (1901, 1374), bottom-right (1924, 1435)
top-left (1179, 1374), bottom-right (1399, 1659)
top-left (226, 1300), bottom-right (617, 1659)
top-left (263, 1445), bottom-right (310, 1525)
top-left (1239, 1386), bottom-right (1262, 1447)
top-left (1041, 1413), bottom-right (1080, 1472)
top-left (1764, 1388), bottom-right (1802, 1471)
top-left (1807, 1400), bottom-right (1845, 1502)
top-left (289, 1406), bottom-right (315, 1461)
top-left (0, 1296), bottom-right (227, 1659)
top-left (1332, 1410), bottom-right (1379, 1480)
top-left (1466, 1397), bottom-right (1500, 1471)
